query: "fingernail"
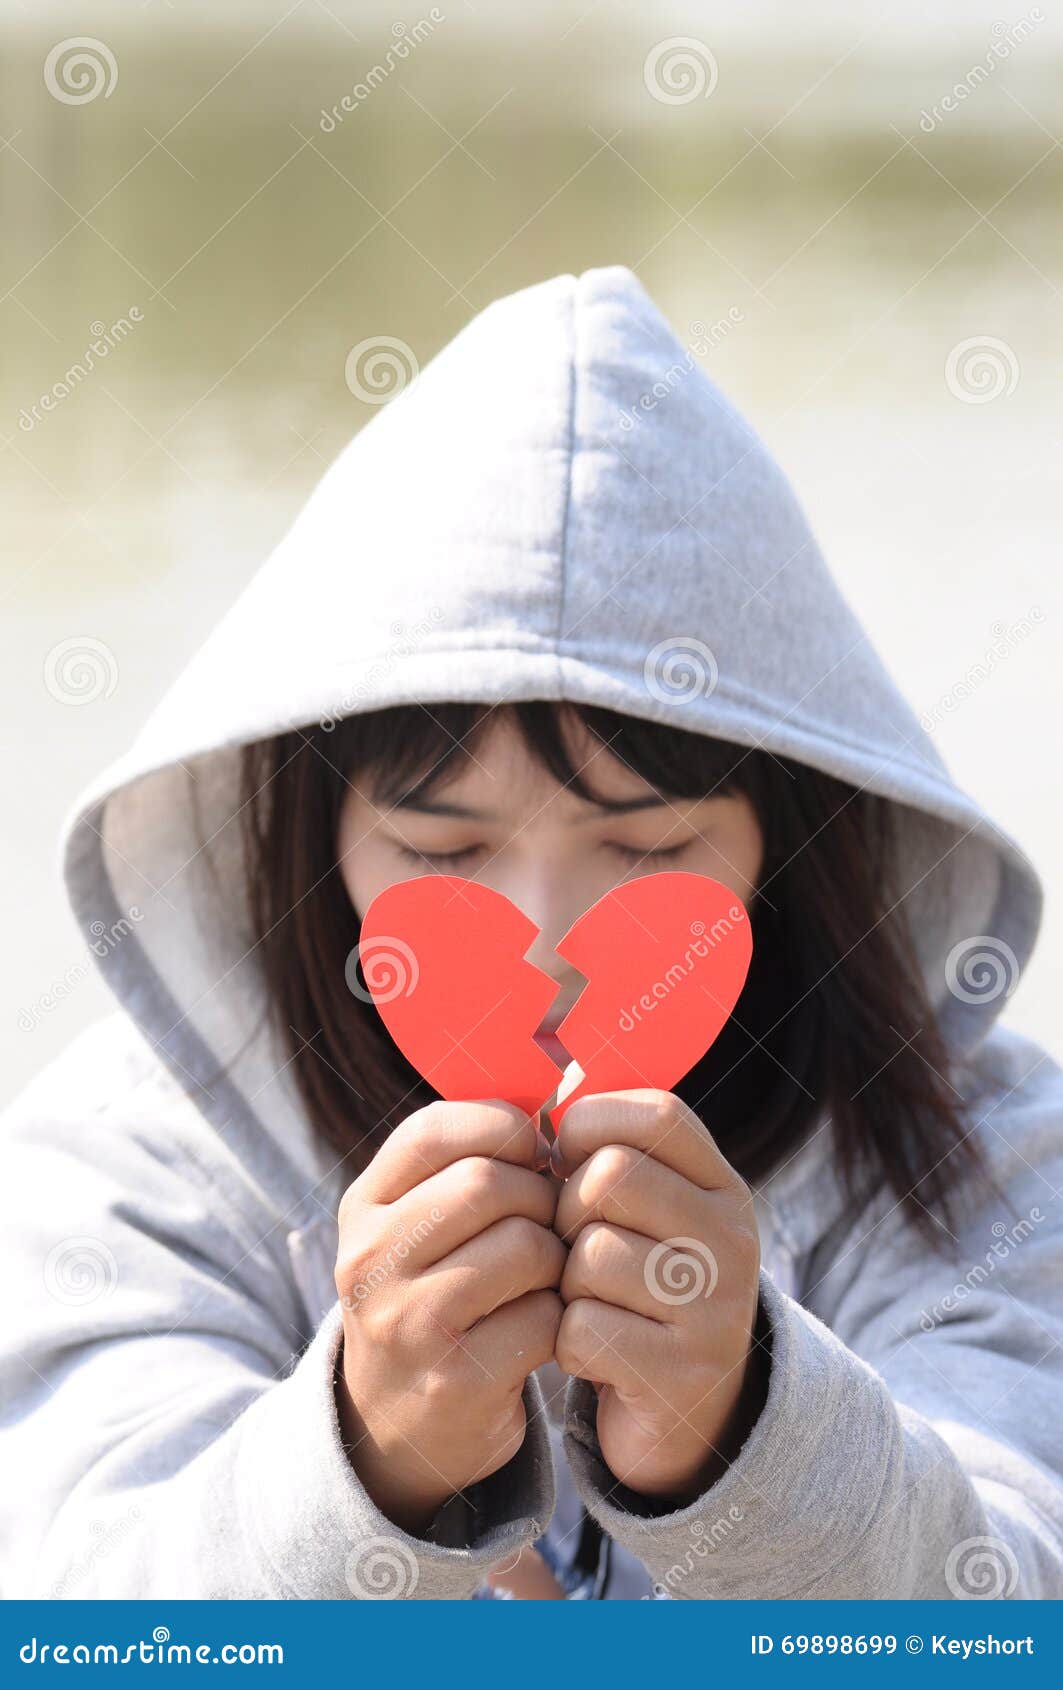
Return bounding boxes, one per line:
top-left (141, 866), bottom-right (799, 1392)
top-left (550, 1139), bottom-right (565, 1177)
top-left (534, 1130), bottom-right (552, 1169)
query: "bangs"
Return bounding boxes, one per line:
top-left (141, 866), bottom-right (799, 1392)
top-left (326, 700), bottom-right (752, 810)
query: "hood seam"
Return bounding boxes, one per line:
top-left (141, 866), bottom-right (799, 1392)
top-left (553, 277), bottom-right (578, 688)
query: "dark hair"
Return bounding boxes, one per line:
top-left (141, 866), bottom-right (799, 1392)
top-left (238, 700), bottom-right (992, 1248)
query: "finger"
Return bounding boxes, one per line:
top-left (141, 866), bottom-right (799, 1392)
top-left (464, 1288), bottom-right (564, 1391)
top-left (561, 1222), bottom-right (704, 1324)
top-left (554, 1143), bottom-right (709, 1247)
top-left (397, 1157), bottom-right (557, 1265)
top-left (422, 1217), bottom-right (567, 1330)
top-left (554, 1090), bottom-right (738, 1193)
top-left (485, 1546), bottom-right (565, 1600)
top-left (360, 1099), bottom-right (545, 1204)
top-left (555, 1297), bottom-right (671, 1396)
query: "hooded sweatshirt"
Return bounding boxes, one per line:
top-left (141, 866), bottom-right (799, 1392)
top-left (3, 266), bottom-right (1062, 1601)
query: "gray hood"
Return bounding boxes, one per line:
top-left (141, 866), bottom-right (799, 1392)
top-left (59, 265), bottom-right (1041, 1202)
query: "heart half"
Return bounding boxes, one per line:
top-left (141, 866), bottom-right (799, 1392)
top-left (548, 871), bottom-right (752, 1127)
top-left (357, 875), bottom-right (564, 1118)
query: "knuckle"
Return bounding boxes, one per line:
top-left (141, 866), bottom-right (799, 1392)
top-left (564, 1296), bottom-right (596, 1343)
top-left (536, 1176), bottom-right (560, 1226)
top-left (396, 1097), bottom-right (450, 1146)
top-left (341, 1281), bottom-right (395, 1342)
top-left (719, 1179), bottom-right (759, 1248)
top-left (555, 1101), bottom-right (593, 1160)
top-left (553, 1318), bottom-right (576, 1375)
top-left (338, 1177), bottom-right (382, 1235)
top-left (336, 1183), bottom-right (360, 1233)
top-left (355, 1296), bottom-right (394, 1343)
top-left (417, 1363), bottom-right (460, 1407)
top-left (401, 1096), bottom-right (525, 1149)
top-left (730, 1217), bottom-right (761, 1276)
top-left (334, 1233), bottom-right (378, 1302)
top-left (586, 1143), bottom-right (641, 1196)
top-left (417, 1098), bottom-right (454, 1126)
top-left (555, 1298), bottom-right (595, 1371)
top-left (529, 1287), bottom-right (565, 1333)
top-left (459, 1155), bottom-right (502, 1207)
top-left (509, 1292), bottom-right (564, 1376)
top-left (496, 1213), bottom-right (548, 1264)
top-left (730, 1173), bottom-right (755, 1213)
top-left (467, 1099), bottom-right (535, 1153)
top-left (539, 1291), bottom-right (565, 1348)
top-left (502, 1110), bottom-right (539, 1163)
top-left (650, 1090), bottom-right (684, 1139)
top-left (575, 1220), bottom-right (618, 1276)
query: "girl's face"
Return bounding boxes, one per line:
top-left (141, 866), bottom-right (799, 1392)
top-left (337, 713), bottom-right (764, 1063)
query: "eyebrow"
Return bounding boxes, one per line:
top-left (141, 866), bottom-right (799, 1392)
top-left (391, 793), bottom-right (670, 821)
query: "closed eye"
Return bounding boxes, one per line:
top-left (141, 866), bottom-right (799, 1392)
top-left (394, 843), bottom-right (484, 868)
top-left (607, 842), bottom-right (690, 866)
top-left (392, 840), bottom-right (692, 871)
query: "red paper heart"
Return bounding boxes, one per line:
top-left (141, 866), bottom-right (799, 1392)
top-left (357, 871), bottom-right (752, 1126)
top-left (356, 875), bottom-right (563, 1118)
top-left (548, 872), bottom-right (752, 1128)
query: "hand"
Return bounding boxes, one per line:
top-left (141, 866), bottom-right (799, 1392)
top-left (334, 1100), bottom-right (564, 1535)
top-left (552, 1089), bottom-right (766, 1503)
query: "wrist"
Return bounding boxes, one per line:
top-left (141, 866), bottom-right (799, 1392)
top-left (333, 1354), bottom-right (450, 1538)
top-left (626, 1299), bottom-right (772, 1508)
top-left (692, 1332), bottom-right (771, 1496)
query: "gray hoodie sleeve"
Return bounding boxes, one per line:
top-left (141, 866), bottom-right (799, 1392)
top-left (1, 1057), bottom-right (553, 1600)
top-left (564, 1054), bottom-right (1063, 1600)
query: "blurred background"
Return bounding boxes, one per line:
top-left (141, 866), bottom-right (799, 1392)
top-left (3, 0), bottom-right (1061, 1101)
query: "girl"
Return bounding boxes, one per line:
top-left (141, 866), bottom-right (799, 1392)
top-left (4, 267), bottom-right (1061, 1600)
